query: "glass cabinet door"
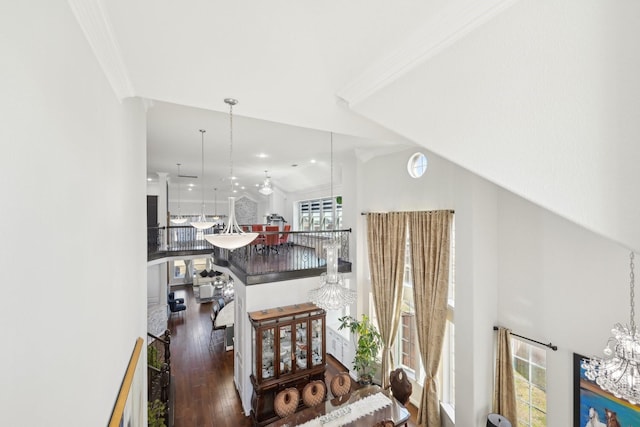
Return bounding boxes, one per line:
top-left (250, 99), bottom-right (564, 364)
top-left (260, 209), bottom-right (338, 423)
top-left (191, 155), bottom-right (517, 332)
top-left (311, 318), bottom-right (323, 366)
top-left (279, 324), bottom-right (292, 375)
top-left (295, 321), bottom-right (308, 370)
top-left (261, 328), bottom-right (275, 380)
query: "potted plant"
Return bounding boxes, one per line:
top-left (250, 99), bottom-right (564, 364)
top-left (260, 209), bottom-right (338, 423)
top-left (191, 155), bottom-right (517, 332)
top-left (338, 314), bottom-right (383, 385)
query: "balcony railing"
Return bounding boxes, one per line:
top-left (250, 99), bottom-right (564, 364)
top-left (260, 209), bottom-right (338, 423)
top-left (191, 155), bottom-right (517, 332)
top-left (148, 226), bottom-right (351, 285)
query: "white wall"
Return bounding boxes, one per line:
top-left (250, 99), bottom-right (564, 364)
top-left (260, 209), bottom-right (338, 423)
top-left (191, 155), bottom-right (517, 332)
top-left (352, 0), bottom-right (640, 256)
top-left (497, 190), bottom-right (629, 426)
top-left (0, 2), bottom-right (147, 426)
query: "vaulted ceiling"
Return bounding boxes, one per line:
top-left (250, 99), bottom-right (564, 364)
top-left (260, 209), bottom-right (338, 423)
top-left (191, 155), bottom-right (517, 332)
top-left (70, 0), bottom-right (640, 251)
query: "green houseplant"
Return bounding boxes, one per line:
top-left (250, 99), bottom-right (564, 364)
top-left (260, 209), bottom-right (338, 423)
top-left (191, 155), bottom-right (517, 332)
top-left (338, 314), bottom-right (383, 384)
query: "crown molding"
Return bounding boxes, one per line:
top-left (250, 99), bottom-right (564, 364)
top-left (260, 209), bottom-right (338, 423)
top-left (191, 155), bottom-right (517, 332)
top-left (67, 0), bottom-right (135, 100)
top-left (336, 0), bottom-right (520, 107)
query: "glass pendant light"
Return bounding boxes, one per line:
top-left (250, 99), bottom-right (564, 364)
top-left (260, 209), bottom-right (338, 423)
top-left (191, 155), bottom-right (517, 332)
top-left (171, 163), bottom-right (188, 224)
top-left (308, 132), bottom-right (356, 310)
top-left (258, 170), bottom-right (273, 196)
top-left (190, 129), bottom-right (215, 230)
top-left (204, 98), bottom-right (258, 250)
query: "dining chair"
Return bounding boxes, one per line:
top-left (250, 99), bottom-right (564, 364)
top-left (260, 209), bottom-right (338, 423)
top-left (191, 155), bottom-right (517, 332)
top-left (274, 387), bottom-right (300, 418)
top-left (302, 380), bottom-right (326, 407)
top-left (277, 224), bottom-right (291, 251)
top-left (389, 368), bottom-right (412, 406)
top-left (264, 225), bottom-right (280, 254)
top-left (250, 224), bottom-right (266, 252)
top-left (372, 420), bottom-right (394, 427)
top-left (329, 372), bottom-right (351, 398)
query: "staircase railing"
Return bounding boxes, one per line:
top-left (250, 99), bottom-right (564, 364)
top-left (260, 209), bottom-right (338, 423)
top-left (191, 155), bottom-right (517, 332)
top-left (147, 330), bottom-right (172, 426)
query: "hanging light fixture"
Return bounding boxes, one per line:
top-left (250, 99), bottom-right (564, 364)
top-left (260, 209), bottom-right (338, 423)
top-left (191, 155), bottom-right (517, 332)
top-left (308, 132), bottom-right (356, 310)
top-left (204, 98), bottom-right (258, 250)
top-left (171, 163), bottom-right (188, 224)
top-left (582, 252), bottom-right (640, 404)
top-left (258, 170), bottom-right (274, 196)
top-left (190, 129), bottom-right (215, 230)
top-left (212, 187), bottom-right (220, 221)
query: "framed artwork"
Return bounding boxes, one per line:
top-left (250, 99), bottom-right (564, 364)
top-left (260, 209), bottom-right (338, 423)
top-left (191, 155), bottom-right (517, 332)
top-left (573, 352), bottom-right (640, 427)
top-left (109, 337), bottom-right (145, 427)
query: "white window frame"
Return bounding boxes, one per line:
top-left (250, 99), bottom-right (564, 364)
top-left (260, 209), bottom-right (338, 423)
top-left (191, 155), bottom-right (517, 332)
top-left (512, 338), bottom-right (547, 427)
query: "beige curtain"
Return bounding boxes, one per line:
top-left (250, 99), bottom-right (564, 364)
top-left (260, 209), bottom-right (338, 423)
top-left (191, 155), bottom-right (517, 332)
top-left (493, 328), bottom-right (517, 424)
top-left (366, 212), bottom-right (407, 388)
top-left (408, 210), bottom-right (453, 427)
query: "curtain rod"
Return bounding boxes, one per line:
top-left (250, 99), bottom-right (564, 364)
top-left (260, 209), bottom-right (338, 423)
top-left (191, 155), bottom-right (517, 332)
top-left (361, 210), bottom-right (455, 215)
top-left (493, 326), bottom-right (558, 351)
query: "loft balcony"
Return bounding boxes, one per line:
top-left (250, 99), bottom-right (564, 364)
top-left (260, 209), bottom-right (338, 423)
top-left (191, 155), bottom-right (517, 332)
top-left (147, 226), bottom-right (352, 285)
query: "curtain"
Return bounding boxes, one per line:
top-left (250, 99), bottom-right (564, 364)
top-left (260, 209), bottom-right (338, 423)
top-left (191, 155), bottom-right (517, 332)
top-left (493, 327), bottom-right (517, 424)
top-left (408, 210), bottom-right (453, 427)
top-left (366, 212), bottom-right (407, 388)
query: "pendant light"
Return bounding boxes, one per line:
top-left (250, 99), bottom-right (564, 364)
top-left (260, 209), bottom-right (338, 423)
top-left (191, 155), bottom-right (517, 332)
top-left (258, 170), bottom-right (274, 196)
top-left (204, 99), bottom-right (258, 250)
top-left (308, 132), bottom-right (356, 310)
top-left (212, 187), bottom-right (220, 221)
top-left (190, 129), bottom-right (215, 230)
top-left (171, 163), bottom-right (188, 224)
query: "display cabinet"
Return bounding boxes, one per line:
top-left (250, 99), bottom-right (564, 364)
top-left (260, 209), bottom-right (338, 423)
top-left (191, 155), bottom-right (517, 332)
top-left (249, 302), bottom-right (326, 426)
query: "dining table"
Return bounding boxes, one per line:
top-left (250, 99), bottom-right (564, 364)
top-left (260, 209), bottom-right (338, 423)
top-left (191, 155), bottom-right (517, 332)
top-left (265, 385), bottom-right (409, 427)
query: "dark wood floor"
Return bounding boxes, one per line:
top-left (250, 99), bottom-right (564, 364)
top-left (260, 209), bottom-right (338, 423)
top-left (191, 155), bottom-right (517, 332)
top-left (167, 285), bottom-right (418, 427)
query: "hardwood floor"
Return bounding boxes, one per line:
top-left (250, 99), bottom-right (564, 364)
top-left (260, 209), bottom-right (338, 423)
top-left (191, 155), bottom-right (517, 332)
top-left (167, 285), bottom-right (418, 427)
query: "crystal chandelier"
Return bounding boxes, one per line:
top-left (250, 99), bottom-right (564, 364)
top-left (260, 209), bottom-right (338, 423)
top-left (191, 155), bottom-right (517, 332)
top-left (170, 163), bottom-right (188, 224)
top-left (190, 129), bottom-right (215, 230)
top-left (258, 170), bottom-right (273, 196)
top-left (582, 252), bottom-right (640, 404)
top-left (309, 240), bottom-right (356, 310)
top-left (308, 132), bottom-right (356, 310)
top-left (204, 99), bottom-right (258, 250)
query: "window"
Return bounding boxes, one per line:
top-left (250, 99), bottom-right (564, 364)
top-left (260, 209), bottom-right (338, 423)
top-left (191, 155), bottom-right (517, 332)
top-left (512, 338), bottom-right (547, 427)
top-left (407, 152), bottom-right (428, 178)
top-left (389, 221), bottom-right (455, 408)
top-left (297, 197), bottom-right (342, 231)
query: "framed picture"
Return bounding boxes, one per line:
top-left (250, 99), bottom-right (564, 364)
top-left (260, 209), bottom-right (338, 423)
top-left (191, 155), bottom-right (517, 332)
top-left (109, 337), bottom-right (145, 427)
top-left (573, 352), bottom-right (640, 427)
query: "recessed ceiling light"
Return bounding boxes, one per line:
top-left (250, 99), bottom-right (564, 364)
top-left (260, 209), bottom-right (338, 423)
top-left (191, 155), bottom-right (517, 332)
top-left (255, 184), bottom-right (260, 187)
top-left (189, 183), bottom-right (194, 187)
top-left (188, 188), bottom-right (192, 191)
top-left (147, 178), bottom-right (153, 181)
top-left (231, 176), bottom-right (237, 180)
top-left (234, 182), bottom-right (239, 186)
top-left (241, 186), bottom-right (245, 190)
top-left (257, 153), bottom-right (268, 158)
top-left (310, 159), bottom-right (316, 164)
top-left (233, 189), bottom-right (237, 193)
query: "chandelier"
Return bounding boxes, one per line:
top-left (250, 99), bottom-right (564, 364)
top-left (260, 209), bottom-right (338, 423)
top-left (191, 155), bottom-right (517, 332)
top-left (170, 163), bottom-right (188, 224)
top-left (308, 132), bottom-right (356, 310)
top-left (190, 129), bottom-right (215, 230)
top-left (204, 98), bottom-right (258, 250)
top-left (582, 252), bottom-right (640, 404)
top-left (258, 170), bottom-right (273, 196)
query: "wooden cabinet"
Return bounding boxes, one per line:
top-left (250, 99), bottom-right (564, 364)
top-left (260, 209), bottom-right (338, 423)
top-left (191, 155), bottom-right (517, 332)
top-left (249, 302), bottom-right (326, 426)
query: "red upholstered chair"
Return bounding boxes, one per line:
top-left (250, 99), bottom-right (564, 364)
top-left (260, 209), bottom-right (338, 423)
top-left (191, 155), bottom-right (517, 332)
top-left (264, 226), bottom-right (279, 254)
top-left (249, 224), bottom-right (265, 252)
top-left (278, 224), bottom-right (291, 251)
